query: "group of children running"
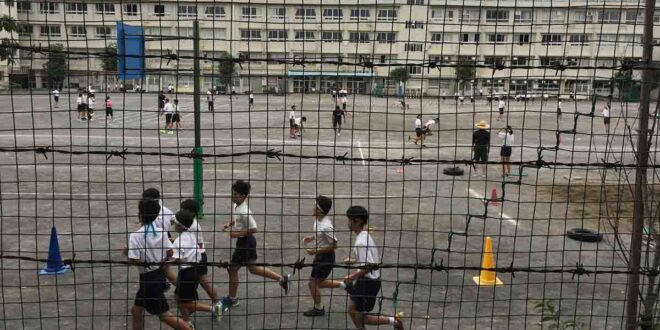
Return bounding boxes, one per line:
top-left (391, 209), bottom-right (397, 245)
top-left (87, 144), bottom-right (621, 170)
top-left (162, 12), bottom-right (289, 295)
top-left (74, 90), bottom-right (113, 122)
top-left (126, 181), bottom-right (403, 330)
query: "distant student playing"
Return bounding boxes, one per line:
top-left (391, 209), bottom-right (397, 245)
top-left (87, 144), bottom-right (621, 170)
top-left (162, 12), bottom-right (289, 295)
top-left (171, 209), bottom-right (223, 325)
top-left (124, 198), bottom-right (191, 330)
top-left (302, 196), bottom-right (338, 317)
top-left (105, 96), bottom-right (113, 121)
top-left (220, 180), bottom-right (292, 309)
top-left (180, 199), bottom-right (223, 308)
top-left (322, 206), bottom-right (404, 330)
top-left (332, 105), bottom-right (345, 136)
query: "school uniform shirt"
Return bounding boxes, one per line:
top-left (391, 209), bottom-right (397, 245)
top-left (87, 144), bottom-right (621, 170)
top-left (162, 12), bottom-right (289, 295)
top-left (88, 99), bottom-right (95, 110)
top-left (294, 117), bottom-right (304, 127)
top-left (602, 108), bottom-right (610, 118)
top-left (76, 96), bottom-right (82, 106)
top-left (289, 110), bottom-right (295, 120)
top-left (163, 102), bottom-right (173, 114)
top-left (53, 90), bottom-right (59, 97)
top-left (188, 219), bottom-right (206, 252)
top-left (353, 231), bottom-right (380, 279)
top-left (154, 201), bottom-right (173, 232)
top-left (341, 97), bottom-right (347, 104)
top-left (314, 216), bottom-right (337, 248)
top-left (207, 93), bottom-right (213, 102)
top-left (498, 100), bottom-right (505, 109)
top-left (558, 101), bottom-right (562, 109)
top-left (128, 225), bottom-right (173, 274)
top-left (106, 99), bottom-right (113, 108)
top-left (424, 120), bottom-right (436, 129)
top-left (172, 230), bottom-right (203, 270)
top-left (414, 118), bottom-right (422, 129)
top-left (498, 132), bottom-right (514, 146)
top-left (249, 94), bottom-right (254, 100)
top-left (233, 202), bottom-right (257, 232)
top-left (81, 94), bottom-right (88, 105)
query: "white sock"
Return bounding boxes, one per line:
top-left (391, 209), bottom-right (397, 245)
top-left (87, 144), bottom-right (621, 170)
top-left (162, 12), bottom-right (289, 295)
top-left (314, 303), bottom-right (324, 310)
top-left (389, 317), bottom-right (395, 325)
top-left (339, 282), bottom-right (346, 289)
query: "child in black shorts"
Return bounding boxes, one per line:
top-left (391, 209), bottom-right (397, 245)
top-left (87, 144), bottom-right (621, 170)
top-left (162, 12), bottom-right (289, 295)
top-left (105, 96), bottom-right (113, 121)
top-left (220, 180), bottom-right (292, 308)
top-left (302, 196), bottom-right (338, 317)
top-left (124, 198), bottom-right (191, 330)
top-left (172, 210), bottom-right (222, 325)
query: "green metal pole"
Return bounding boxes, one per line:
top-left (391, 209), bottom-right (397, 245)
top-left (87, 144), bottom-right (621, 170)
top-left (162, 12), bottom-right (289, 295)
top-left (193, 20), bottom-right (204, 218)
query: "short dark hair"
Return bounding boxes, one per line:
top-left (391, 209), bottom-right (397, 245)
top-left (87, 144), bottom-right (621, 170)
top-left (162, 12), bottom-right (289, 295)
top-left (346, 206), bottom-right (369, 226)
top-left (142, 188), bottom-right (160, 199)
top-left (180, 199), bottom-right (200, 216)
top-left (232, 180), bottom-right (251, 196)
top-left (302, 116), bottom-right (307, 122)
top-left (175, 209), bottom-right (195, 229)
top-left (139, 198), bottom-right (161, 223)
top-left (316, 195), bottom-right (332, 215)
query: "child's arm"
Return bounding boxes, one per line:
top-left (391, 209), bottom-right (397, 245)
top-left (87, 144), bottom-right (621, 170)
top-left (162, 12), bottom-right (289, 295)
top-left (307, 241), bottom-right (337, 255)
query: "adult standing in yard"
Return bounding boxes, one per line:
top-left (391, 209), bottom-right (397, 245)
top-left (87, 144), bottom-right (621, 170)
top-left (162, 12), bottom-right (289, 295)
top-left (472, 120), bottom-right (491, 177)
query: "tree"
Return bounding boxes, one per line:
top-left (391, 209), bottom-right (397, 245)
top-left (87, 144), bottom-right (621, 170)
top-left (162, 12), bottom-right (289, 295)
top-left (614, 68), bottom-right (633, 101)
top-left (217, 51), bottom-right (236, 89)
top-left (0, 15), bottom-right (18, 64)
top-left (101, 43), bottom-right (117, 72)
top-left (389, 67), bottom-right (410, 96)
top-left (455, 58), bottom-right (476, 94)
top-left (42, 44), bottom-right (67, 89)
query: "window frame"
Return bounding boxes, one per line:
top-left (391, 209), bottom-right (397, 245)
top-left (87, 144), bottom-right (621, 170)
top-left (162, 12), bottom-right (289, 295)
top-left (485, 10), bottom-right (509, 23)
top-left (271, 7), bottom-right (286, 19)
top-left (541, 34), bottom-right (562, 45)
top-left (39, 2), bottom-right (58, 14)
top-left (178, 5), bottom-right (197, 18)
top-left (405, 43), bottom-right (423, 52)
top-left (376, 32), bottom-right (395, 43)
top-left (17, 1), bottom-right (30, 14)
top-left (240, 29), bottom-right (262, 41)
top-left (70, 25), bottom-right (87, 38)
top-left (350, 9), bottom-right (370, 21)
top-left (267, 30), bottom-right (288, 41)
top-left (377, 9), bottom-right (397, 21)
top-left (295, 8), bottom-right (316, 19)
top-left (322, 8), bottom-right (343, 20)
top-left (514, 10), bottom-right (533, 23)
top-left (598, 10), bottom-right (621, 24)
top-left (40, 25), bottom-right (61, 37)
top-left (488, 33), bottom-right (506, 43)
top-left (205, 6), bottom-right (226, 18)
top-left (96, 3), bottom-right (115, 15)
top-left (96, 26), bottom-right (113, 38)
top-left (123, 4), bottom-right (139, 16)
top-left (153, 4), bottom-right (166, 16)
top-left (242, 7), bottom-right (259, 19)
top-left (321, 31), bottom-right (342, 42)
top-left (65, 2), bottom-right (87, 15)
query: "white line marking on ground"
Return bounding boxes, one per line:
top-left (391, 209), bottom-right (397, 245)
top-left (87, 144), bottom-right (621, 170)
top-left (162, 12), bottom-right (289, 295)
top-left (5, 164), bottom-right (248, 173)
top-left (468, 188), bottom-right (518, 226)
top-left (357, 140), bottom-right (367, 166)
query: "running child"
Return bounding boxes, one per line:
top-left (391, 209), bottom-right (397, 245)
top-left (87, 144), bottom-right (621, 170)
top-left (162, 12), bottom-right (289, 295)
top-left (321, 206), bottom-right (404, 330)
top-left (105, 96), bottom-right (113, 121)
top-left (172, 99), bottom-right (182, 131)
top-left (302, 196), bottom-right (338, 317)
top-left (207, 90), bottom-right (214, 112)
top-left (161, 98), bottom-right (173, 134)
top-left (293, 116), bottom-right (307, 137)
top-left (249, 92), bottom-right (254, 108)
top-left (602, 104), bottom-right (610, 131)
top-left (52, 89), bottom-right (59, 108)
top-left (171, 209), bottom-right (223, 325)
top-left (81, 91), bottom-right (89, 121)
top-left (497, 98), bottom-right (506, 121)
top-left (76, 93), bottom-right (85, 121)
top-left (88, 94), bottom-right (96, 121)
top-left (408, 114), bottom-right (425, 146)
top-left (143, 188), bottom-right (176, 284)
top-left (423, 117), bottom-right (439, 136)
top-left (124, 198), bottom-right (191, 330)
top-left (289, 105), bottom-right (296, 138)
top-left (332, 105), bottom-right (345, 136)
top-left (220, 180), bottom-right (292, 309)
top-left (557, 100), bottom-right (562, 120)
top-left (158, 92), bottom-right (166, 115)
top-left (180, 199), bottom-right (222, 307)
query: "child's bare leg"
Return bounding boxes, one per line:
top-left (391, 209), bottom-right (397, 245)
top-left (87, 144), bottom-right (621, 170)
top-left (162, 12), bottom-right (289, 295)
top-left (248, 265), bottom-right (281, 282)
top-left (131, 305), bottom-right (145, 330)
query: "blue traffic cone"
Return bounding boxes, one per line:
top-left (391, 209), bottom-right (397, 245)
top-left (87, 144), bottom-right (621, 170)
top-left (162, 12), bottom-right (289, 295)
top-left (39, 226), bottom-right (70, 275)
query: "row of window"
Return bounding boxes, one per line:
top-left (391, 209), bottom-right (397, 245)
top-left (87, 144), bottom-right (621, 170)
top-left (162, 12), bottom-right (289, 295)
top-left (20, 25), bottom-right (113, 38)
top-left (20, 2), bottom-right (653, 25)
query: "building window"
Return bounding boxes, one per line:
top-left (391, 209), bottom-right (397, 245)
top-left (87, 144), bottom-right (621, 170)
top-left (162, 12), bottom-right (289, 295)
top-left (96, 26), bottom-right (113, 38)
top-left (350, 9), bottom-right (370, 21)
top-left (321, 31), bottom-right (342, 42)
top-left (242, 7), bottom-right (258, 19)
top-left (408, 66), bottom-right (422, 75)
top-left (205, 6), bottom-right (225, 17)
top-left (376, 32), bottom-right (396, 43)
top-left (484, 56), bottom-right (505, 66)
top-left (70, 26), bottom-right (86, 38)
top-left (619, 34), bottom-right (642, 45)
top-left (541, 9), bottom-right (565, 23)
top-left (96, 3), bottom-right (115, 15)
top-left (599, 34), bottom-right (617, 46)
top-left (294, 31), bottom-right (315, 41)
top-left (406, 0), bottom-right (424, 5)
top-left (40, 25), bottom-right (61, 37)
top-left (462, 33), bottom-right (480, 43)
top-left (625, 10), bottom-right (643, 24)
top-left (540, 57), bottom-right (563, 66)
top-left (178, 5), bottom-right (197, 17)
top-left (40, 2), bottom-right (58, 14)
top-left (177, 27), bottom-right (193, 38)
top-left (323, 8), bottom-right (343, 20)
top-left (566, 57), bottom-right (590, 67)
top-left (486, 10), bottom-right (509, 23)
top-left (570, 10), bottom-right (589, 23)
top-left (153, 5), bottom-right (165, 16)
top-left (348, 32), bottom-right (370, 43)
top-left (17, 24), bottom-right (32, 37)
top-left (598, 10), bottom-right (620, 23)
top-left (295, 8), bottom-right (316, 19)
top-left (267, 30), bottom-right (288, 41)
top-left (240, 29), bottom-right (262, 41)
top-left (430, 33), bottom-right (444, 43)
top-left (405, 20), bottom-right (424, 29)
top-left (541, 34), bottom-right (562, 45)
top-left (517, 34), bottom-right (531, 44)
top-left (377, 9), bottom-right (397, 21)
top-left (461, 9), bottom-right (480, 23)
top-left (17, 1), bottom-right (30, 13)
top-left (569, 34), bottom-right (589, 45)
top-left (271, 7), bottom-right (286, 19)
top-left (511, 57), bottom-right (528, 67)
top-left (66, 3), bottom-right (87, 14)
top-left (405, 43), bottom-right (423, 52)
top-left (488, 33), bottom-right (505, 43)
top-left (514, 10), bottom-right (533, 23)
top-left (431, 9), bottom-right (453, 21)
top-left (123, 4), bottom-right (139, 16)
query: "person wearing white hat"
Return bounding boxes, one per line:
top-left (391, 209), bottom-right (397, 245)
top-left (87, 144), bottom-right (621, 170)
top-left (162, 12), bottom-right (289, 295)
top-left (472, 120), bottom-right (491, 177)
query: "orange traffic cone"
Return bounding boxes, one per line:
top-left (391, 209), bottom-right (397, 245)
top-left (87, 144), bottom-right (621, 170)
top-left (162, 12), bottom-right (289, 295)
top-left (490, 188), bottom-right (499, 206)
top-left (472, 237), bottom-right (503, 286)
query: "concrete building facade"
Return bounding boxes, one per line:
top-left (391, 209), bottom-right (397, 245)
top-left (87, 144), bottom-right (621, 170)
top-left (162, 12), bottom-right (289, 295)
top-left (10, 1), bottom-right (660, 97)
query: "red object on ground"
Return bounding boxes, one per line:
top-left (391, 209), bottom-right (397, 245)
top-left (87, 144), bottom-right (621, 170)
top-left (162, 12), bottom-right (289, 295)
top-left (490, 188), bottom-right (499, 206)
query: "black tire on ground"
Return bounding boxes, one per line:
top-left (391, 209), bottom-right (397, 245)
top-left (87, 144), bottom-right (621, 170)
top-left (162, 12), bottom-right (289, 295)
top-left (443, 167), bottom-right (464, 176)
top-left (566, 228), bottom-right (603, 243)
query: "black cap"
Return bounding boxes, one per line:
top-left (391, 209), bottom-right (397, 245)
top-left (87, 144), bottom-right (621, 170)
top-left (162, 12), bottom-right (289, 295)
top-left (315, 195), bottom-right (332, 215)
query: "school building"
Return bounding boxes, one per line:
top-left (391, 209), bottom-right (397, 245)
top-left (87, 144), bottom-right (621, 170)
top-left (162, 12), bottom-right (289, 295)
top-left (8, 1), bottom-right (660, 98)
